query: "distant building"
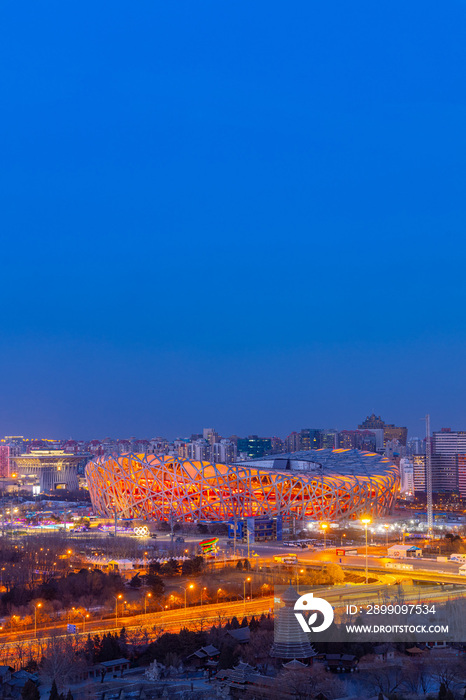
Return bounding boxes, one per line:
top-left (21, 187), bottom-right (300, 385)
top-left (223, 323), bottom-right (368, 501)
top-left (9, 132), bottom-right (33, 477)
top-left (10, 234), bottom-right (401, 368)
top-left (0, 446), bottom-right (9, 478)
top-left (187, 439), bottom-right (210, 461)
top-left (203, 428), bottom-right (220, 446)
top-left (359, 414), bottom-right (385, 430)
top-left (338, 430), bottom-right (377, 451)
top-left (412, 453), bottom-right (456, 494)
top-left (400, 458), bottom-right (414, 499)
top-left (321, 429), bottom-right (338, 449)
top-left (148, 437), bottom-right (169, 454)
top-left (236, 436), bottom-right (271, 459)
top-left (413, 454), bottom-right (426, 492)
top-left (3, 436), bottom-right (24, 457)
top-left (270, 436), bottom-right (285, 454)
top-left (299, 429), bottom-right (322, 450)
top-left (175, 439), bottom-right (190, 460)
top-left (358, 414), bottom-right (407, 447)
top-left (384, 424), bottom-right (408, 447)
top-left (284, 432), bottom-right (300, 453)
top-left (433, 429), bottom-right (466, 457)
top-left (211, 439), bottom-right (237, 463)
top-left (407, 437), bottom-right (425, 456)
top-left (11, 450), bottom-right (82, 492)
top-left (457, 454), bottom-right (466, 498)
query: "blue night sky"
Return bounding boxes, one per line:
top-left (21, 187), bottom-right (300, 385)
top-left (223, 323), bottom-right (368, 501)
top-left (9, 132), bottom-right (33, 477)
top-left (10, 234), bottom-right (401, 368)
top-left (1, 1), bottom-right (466, 440)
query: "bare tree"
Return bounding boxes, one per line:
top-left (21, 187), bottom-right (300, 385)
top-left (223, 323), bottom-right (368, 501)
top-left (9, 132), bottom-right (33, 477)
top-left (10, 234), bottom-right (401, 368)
top-left (430, 654), bottom-right (466, 693)
top-left (39, 633), bottom-right (87, 692)
top-left (271, 666), bottom-right (345, 700)
top-left (361, 664), bottom-right (405, 697)
top-left (401, 657), bottom-right (432, 696)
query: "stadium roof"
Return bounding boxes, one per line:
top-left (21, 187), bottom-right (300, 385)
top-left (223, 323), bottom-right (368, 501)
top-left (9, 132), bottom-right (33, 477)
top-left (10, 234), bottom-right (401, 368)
top-left (240, 448), bottom-right (396, 477)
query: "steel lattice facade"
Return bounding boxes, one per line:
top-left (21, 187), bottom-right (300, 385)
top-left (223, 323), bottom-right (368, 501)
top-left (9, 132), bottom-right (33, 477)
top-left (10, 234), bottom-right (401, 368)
top-left (86, 449), bottom-right (399, 522)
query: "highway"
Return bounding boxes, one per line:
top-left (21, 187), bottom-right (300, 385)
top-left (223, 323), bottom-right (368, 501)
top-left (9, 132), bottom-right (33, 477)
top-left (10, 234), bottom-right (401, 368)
top-left (0, 596), bottom-right (275, 647)
top-left (236, 539), bottom-right (466, 583)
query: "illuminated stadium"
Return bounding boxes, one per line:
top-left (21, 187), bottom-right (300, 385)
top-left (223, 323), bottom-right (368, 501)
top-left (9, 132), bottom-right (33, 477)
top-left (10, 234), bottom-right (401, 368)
top-left (86, 449), bottom-right (399, 523)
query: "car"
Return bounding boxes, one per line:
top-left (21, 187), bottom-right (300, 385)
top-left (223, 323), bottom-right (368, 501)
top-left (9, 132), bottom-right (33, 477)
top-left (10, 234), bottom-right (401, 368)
top-left (175, 536), bottom-right (185, 542)
top-left (150, 533), bottom-right (158, 539)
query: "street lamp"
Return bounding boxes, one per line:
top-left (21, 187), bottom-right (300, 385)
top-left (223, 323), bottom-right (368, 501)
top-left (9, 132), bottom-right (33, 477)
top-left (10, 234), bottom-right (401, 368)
top-left (33, 602), bottom-right (42, 639)
top-left (384, 524), bottom-right (389, 548)
top-left (179, 583), bottom-right (194, 609)
top-left (321, 522), bottom-right (328, 549)
top-left (113, 594), bottom-right (123, 628)
top-left (200, 587), bottom-right (207, 606)
top-left (217, 588), bottom-right (222, 603)
top-left (74, 610), bottom-right (89, 633)
top-left (243, 577), bottom-right (251, 612)
top-left (361, 517), bottom-right (371, 584)
top-left (144, 592), bottom-right (152, 615)
top-left (295, 568), bottom-right (304, 592)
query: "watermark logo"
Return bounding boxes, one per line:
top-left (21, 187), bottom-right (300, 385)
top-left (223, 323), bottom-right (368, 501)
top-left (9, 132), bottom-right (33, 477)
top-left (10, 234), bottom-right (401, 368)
top-left (294, 592), bottom-right (334, 633)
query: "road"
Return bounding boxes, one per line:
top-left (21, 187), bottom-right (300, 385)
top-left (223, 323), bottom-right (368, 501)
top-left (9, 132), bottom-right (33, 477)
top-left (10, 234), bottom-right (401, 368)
top-left (0, 595), bottom-right (276, 647)
top-left (238, 540), bottom-right (466, 583)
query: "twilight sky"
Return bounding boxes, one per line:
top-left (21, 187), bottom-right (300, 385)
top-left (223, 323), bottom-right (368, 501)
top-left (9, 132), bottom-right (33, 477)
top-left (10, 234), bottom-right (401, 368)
top-left (1, 1), bottom-right (466, 440)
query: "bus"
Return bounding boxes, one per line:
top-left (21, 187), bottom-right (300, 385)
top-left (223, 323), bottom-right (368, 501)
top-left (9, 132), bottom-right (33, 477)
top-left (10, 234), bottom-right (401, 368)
top-left (273, 554), bottom-right (298, 564)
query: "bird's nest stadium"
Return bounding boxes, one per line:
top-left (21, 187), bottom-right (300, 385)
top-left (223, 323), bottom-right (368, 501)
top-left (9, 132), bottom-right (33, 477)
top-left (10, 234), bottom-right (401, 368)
top-left (85, 449), bottom-right (399, 523)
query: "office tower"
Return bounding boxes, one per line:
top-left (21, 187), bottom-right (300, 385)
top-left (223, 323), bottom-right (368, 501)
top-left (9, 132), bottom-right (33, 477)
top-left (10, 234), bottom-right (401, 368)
top-left (321, 429), bottom-right (338, 449)
top-left (412, 453), bottom-right (455, 494)
top-left (432, 428), bottom-right (466, 457)
top-left (236, 436), bottom-right (272, 459)
top-left (299, 429), bottom-right (322, 450)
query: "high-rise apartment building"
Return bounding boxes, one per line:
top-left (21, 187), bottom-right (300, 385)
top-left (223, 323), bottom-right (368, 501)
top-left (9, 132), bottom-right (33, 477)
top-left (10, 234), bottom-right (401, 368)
top-left (399, 458), bottom-right (414, 498)
top-left (270, 436), bottom-right (285, 454)
top-left (211, 439), bottom-right (237, 463)
top-left (284, 432), bottom-right (300, 453)
top-left (203, 428), bottom-right (220, 446)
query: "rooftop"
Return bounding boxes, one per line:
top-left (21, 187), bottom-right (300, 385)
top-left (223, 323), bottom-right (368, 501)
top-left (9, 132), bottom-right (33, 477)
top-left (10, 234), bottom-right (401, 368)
top-left (241, 448), bottom-right (397, 478)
